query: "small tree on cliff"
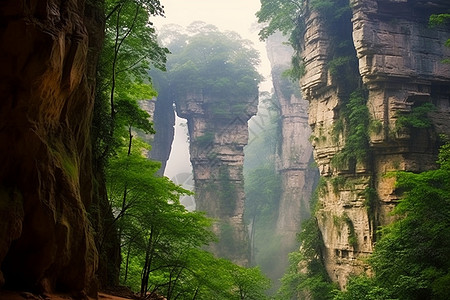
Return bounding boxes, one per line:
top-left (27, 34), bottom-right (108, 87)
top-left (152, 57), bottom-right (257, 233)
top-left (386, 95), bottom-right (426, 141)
top-left (93, 0), bottom-right (168, 165)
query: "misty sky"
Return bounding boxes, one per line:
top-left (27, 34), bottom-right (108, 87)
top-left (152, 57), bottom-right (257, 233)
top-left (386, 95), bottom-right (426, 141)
top-left (154, 0), bottom-right (262, 38)
top-left (153, 0), bottom-right (271, 84)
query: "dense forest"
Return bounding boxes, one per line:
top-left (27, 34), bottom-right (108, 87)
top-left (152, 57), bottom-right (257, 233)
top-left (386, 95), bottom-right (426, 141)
top-left (92, 0), bottom-right (270, 298)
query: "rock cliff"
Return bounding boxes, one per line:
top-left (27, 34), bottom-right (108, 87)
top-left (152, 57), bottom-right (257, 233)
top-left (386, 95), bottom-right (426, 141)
top-left (0, 0), bottom-right (103, 295)
top-left (299, 0), bottom-right (450, 287)
top-left (265, 33), bottom-right (318, 272)
top-left (175, 91), bottom-right (258, 265)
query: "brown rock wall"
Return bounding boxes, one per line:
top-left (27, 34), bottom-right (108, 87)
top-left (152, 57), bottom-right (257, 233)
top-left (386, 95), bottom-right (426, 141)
top-left (0, 0), bottom-right (103, 295)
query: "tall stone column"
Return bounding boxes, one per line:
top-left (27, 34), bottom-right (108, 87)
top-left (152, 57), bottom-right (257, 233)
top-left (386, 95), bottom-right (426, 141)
top-left (176, 91), bottom-right (258, 265)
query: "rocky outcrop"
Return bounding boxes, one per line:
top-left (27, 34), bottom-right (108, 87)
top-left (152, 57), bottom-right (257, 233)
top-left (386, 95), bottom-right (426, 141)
top-left (175, 91), bottom-right (258, 265)
top-left (146, 96), bottom-right (175, 176)
top-left (299, 0), bottom-right (450, 287)
top-left (0, 0), bottom-right (103, 295)
top-left (265, 33), bottom-right (318, 273)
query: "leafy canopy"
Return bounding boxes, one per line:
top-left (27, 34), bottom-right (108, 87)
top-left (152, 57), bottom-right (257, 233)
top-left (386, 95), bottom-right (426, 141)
top-left (152, 22), bottom-right (262, 103)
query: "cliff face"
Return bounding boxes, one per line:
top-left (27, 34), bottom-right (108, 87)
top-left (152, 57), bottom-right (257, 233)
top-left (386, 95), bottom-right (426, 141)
top-left (175, 91), bottom-right (258, 265)
top-left (147, 95), bottom-right (175, 176)
top-left (266, 33), bottom-right (318, 271)
top-left (0, 0), bottom-right (103, 295)
top-left (300, 0), bottom-right (450, 287)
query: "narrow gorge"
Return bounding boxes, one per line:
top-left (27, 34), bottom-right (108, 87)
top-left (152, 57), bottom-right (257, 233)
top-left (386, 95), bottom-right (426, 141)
top-left (1, 0), bottom-right (450, 298)
top-left (265, 32), bottom-right (318, 274)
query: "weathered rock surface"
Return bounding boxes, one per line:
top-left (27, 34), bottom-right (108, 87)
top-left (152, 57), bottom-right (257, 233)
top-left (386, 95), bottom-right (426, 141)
top-left (175, 91), bottom-right (258, 265)
top-left (0, 0), bottom-right (103, 295)
top-left (265, 32), bottom-right (318, 273)
top-left (299, 0), bottom-right (450, 288)
top-left (146, 96), bottom-right (175, 176)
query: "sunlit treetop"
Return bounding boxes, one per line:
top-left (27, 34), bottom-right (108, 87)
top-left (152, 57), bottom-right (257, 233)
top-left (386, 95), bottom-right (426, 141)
top-left (152, 22), bottom-right (262, 102)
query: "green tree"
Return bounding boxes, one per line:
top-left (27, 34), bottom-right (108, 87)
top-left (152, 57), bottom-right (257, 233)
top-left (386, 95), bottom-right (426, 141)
top-left (93, 5), bottom-right (272, 298)
top-left (276, 186), bottom-right (337, 300)
top-left (91, 0), bottom-right (169, 286)
top-left (151, 22), bottom-right (262, 117)
top-left (257, 0), bottom-right (304, 40)
top-left (370, 141), bottom-right (450, 299)
top-left (93, 0), bottom-right (168, 164)
top-left (106, 136), bottom-right (272, 299)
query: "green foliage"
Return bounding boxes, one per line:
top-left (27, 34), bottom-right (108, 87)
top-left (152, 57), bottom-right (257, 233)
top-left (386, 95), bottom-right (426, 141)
top-left (269, 65), bottom-right (302, 99)
top-left (107, 138), bottom-right (265, 298)
top-left (257, 0), bottom-right (357, 82)
top-left (283, 55), bottom-right (306, 81)
top-left (429, 14), bottom-right (450, 63)
top-left (257, 0), bottom-right (306, 80)
top-left (93, 0), bottom-right (168, 165)
top-left (364, 187), bottom-right (378, 220)
top-left (330, 176), bottom-right (346, 194)
top-left (243, 96), bottom-right (286, 290)
top-left (218, 166), bottom-right (238, 216)
top-left (257, 0), bottom-right (304, 40)
top-left (344, 216), bottom-right (357, 249)
top-left (395, 102), bottom-right (435, 130)
top-left (245, 165), bottom-right (282, 277)
top-left (276, 183), bottom-right (337, 299)
top-left (195, 131), bottom-right (215, 148)
top-left (368, 119), bottom-right (383, 135)
top-left (429, 13), bottom-right (450, 26)
top-left (277, 216), bottom-right (337, 300)
top-left (328, 56), bottom-right (353, 75)
top-left (91, 0), bottom-right (169, 286)
top-left (338, 141), bottom-right (450, 299)
top-left (331, 89), bottom-right (370, 170)
top-left (316, 177), bottom-right (328, 198)
top-left (333, 275), bottom-right (390, 300)
top-left (91, 2), bottom-right (272, 298)
top-left (151, 23), bottom-right (261, 114)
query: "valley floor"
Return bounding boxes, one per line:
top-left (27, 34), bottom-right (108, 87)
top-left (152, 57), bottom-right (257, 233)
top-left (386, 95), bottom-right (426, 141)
top-left (0, 291), bottom-right (158, 300)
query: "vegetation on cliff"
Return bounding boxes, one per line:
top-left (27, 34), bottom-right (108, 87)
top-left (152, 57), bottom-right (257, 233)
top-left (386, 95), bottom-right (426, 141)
top-left (331, 89), bottom-right (370, 171)
top-left (282, 140), bottom-right (450, 300)
top-left (151, 22), bottom-right (262, 119)
top-left (258, 0), bottom-right (354, 81)
top-left (336, 140), bottom-right (450, 300)
top-left (275, 184), bottom-right (337, 300)
top-left (429, 13), bottom-right (450, 63)
top-left (257, 1), bottom-right (450, 299)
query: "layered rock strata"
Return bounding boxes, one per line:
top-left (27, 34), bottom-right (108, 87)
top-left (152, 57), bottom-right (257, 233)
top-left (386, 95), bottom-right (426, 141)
top-left (175, 92), bottom-right (258, 265)
top-left (0, 0), bottom-right (103, 295)
top-left (300, 0), bottom-right (450, 287)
